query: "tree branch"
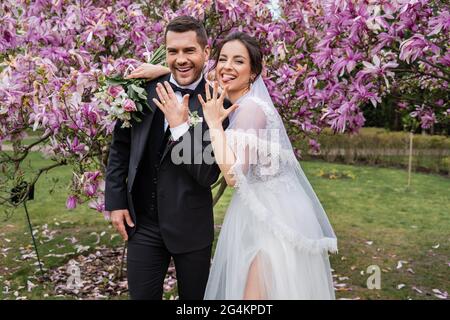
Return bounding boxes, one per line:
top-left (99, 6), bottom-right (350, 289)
top-left (418, 57), bottom-right (450, 76)
top-left (417, 71), bottom-right (450, 83)
top-left (0, 132), bottom-right (51, 164)
top-left (9, 160), bottom-right (68, 207)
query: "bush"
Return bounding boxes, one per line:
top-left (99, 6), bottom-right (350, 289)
top-left (296, 128), bottom-right (450, 175)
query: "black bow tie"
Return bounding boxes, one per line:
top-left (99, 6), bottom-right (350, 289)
top-left (169, 82), bottom-right (196, 96)
top-left (169, 82), bottom-right (195, 97)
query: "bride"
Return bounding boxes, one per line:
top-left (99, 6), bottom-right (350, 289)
top-left (129, 32), bottom-right (337, 300)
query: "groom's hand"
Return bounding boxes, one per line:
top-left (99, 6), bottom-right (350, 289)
top-left (111, 209), bottom-right (134, 241)
top-left (153, 81), bottom-right (189, 128)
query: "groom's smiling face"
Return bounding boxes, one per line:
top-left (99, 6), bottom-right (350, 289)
top-left (166, 30), bottom-right (210, 86)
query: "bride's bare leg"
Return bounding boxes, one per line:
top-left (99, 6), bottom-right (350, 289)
top-left (243, 255), bottom-right (267, 300)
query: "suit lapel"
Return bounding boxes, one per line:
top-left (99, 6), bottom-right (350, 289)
top-left (134, 74), bottom-right (171, 167)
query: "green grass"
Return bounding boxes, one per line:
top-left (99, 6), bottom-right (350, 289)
top-left (0, 153), bottom-right (124, 299)
top-left (2, 132), bottom-right (41, 147)
top-left (0, 153), bottom-right (449, 300)
top-left (302, 161), bottom-right (449, 300)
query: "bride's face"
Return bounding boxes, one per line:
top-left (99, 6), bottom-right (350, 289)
top-left (215, 40), bottom-right (254, 95)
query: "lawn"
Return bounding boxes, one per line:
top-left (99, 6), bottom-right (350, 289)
top-left (0, 152), bottom-right (448, 300)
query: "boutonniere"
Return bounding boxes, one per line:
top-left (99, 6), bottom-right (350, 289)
top-left (167, 111), bottom-right (203, 143)
top-left (188, 110), bottom-right (203, 128)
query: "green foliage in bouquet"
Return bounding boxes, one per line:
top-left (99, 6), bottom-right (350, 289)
top-left (104, 45), bottom-right (166, 124)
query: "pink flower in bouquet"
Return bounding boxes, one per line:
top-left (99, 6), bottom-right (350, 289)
top-left (123, 99), bottom-right (137, 112)
top-left (107, 85), bottom-right (124, 98)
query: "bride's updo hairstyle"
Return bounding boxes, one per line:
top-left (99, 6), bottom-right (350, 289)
top-left (211, 32), bottom-right (263, 83)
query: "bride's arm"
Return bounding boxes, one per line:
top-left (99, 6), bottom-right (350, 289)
top-left (207, 105), bottom-right (266, 187)
top-left (199, 83), bottom-right (268, 187)
top-left (198, 83), bottom-right (240, 186)
top-left (208, 125), bottom-right (238, 187)
top-left (126, 63), bottom-right (170, 80)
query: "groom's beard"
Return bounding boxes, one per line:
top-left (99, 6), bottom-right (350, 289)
top-left (170, 63), bottom-right (203, 86)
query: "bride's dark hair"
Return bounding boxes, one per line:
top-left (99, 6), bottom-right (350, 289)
top-left (211, 32), bottom-right (263, 81)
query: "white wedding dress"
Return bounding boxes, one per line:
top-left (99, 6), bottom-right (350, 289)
top-left (204, 77), bottom-right (337, 300)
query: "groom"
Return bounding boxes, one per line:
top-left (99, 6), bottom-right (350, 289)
top-left (105, 16), bottom-right (227, 300)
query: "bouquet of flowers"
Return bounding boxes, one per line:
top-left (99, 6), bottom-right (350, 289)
top-left (96, 45), bottom-right (166, 128)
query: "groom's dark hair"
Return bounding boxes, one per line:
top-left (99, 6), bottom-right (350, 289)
top-left (165, 16), bottom-right (208, 48)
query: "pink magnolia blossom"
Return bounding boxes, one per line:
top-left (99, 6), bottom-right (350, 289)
top-left (361, 55), bottom-right (399, 78)
top-left (66, 195), bottom-right (78, 210)
top-left (399, 34), bottom-right (429, 64)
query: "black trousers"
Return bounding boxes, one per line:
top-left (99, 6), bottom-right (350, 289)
top-left (127, 212), bottom-right (212, 300)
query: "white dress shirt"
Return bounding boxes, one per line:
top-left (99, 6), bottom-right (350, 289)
top-left (165, 74), bottom-right (203, 141)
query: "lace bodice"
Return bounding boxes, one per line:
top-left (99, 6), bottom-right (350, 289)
top-left (225, 96), bottom-right (298, 191)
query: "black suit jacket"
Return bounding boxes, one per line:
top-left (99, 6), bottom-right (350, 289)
top-left (105, 74), bottom-right (229, 254)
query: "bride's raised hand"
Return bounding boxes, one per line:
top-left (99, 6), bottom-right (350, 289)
top-left (198, 81), bottom-right (239, 128)
top-left (126, 63), bottom-right (170, 80)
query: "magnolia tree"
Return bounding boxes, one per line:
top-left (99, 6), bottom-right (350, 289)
top-left (0, 0), bottom-right (448, 218)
